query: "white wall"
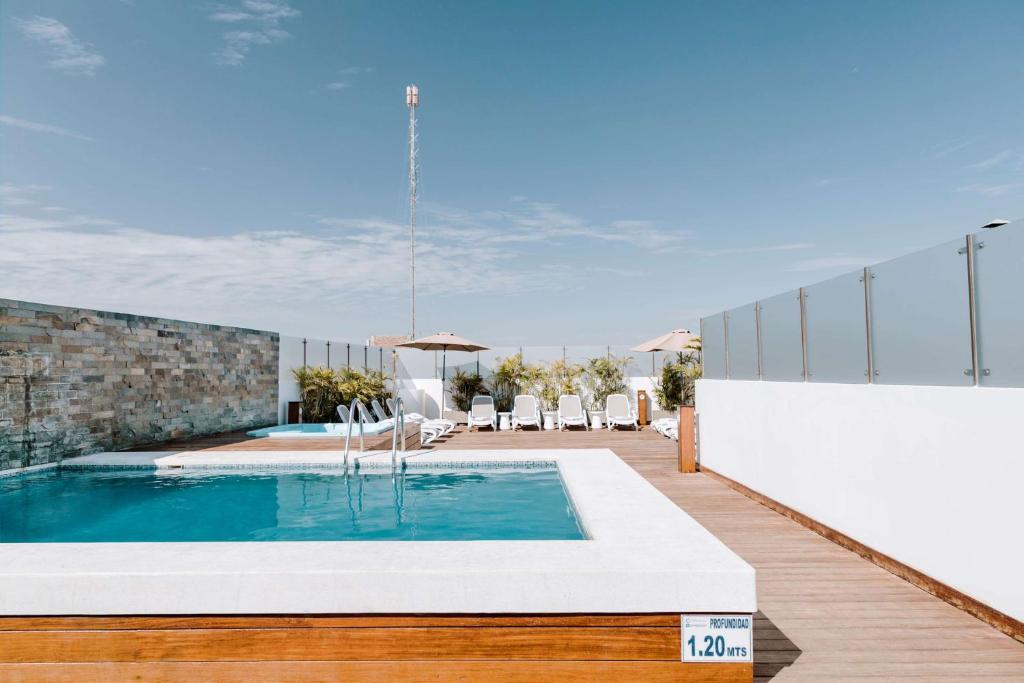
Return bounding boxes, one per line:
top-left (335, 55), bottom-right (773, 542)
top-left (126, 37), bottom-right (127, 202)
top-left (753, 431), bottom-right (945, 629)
top-left (395, 378), bottom-right (443, 420)
top-left (277, 336), bottom-right (305, 424)
top-left (696, 379), bottom-right (1024, 623)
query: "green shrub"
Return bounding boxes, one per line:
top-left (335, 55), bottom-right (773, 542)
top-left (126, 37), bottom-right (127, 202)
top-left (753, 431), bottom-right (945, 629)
top-left (292, 365), bottom-right (390, 422)
top-left (582, 355), bottom-right (631, 410)
top-left (449, 370), bottom-right (486, 412)
top-left (653, 353), bottom-right (702, 409)
top-left (486, 377), bottom-right (519, 413)
top-left (537, 358), bottom-right (585, 410)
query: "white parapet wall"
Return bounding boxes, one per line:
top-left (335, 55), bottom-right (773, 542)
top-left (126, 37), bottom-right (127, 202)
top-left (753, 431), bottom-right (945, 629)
top-left (696, 379), bottom-right (1024, 623)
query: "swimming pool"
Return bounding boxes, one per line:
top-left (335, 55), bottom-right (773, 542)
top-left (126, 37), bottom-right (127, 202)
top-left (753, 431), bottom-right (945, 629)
top-left (0, 468), bottom-right (585, 542)
top-left (247, 422), bottom-right (393, 437)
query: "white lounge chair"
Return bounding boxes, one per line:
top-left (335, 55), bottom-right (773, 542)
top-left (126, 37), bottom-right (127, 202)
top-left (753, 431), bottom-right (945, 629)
top-left (384, 397), bottom-right (456, 434)
top-left (511, 395), bottom-right (542, 431)
top-left (467, 395), bottom-right (497, 432)
top-left (336, 404), bottom-right (351, 423)
top-left (606, 393), bottom-right (638, 431)
top-left (557, 394), bottom-right (589, 431)
top-left (652, 416), bottom-right (678, 440)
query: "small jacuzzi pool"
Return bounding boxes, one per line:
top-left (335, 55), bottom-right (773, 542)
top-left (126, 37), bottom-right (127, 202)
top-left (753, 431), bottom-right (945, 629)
top-left (247, 422), bottom-right (393, 438)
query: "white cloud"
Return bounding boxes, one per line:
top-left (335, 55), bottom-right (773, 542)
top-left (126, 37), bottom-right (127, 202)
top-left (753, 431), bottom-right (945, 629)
top-left (929, 137), bottom-right (974, 158)
top-left (0, 183), bottom-right (51, 207)
top-left (968, 150), bottom-right (1018, 170)
top-left (957, 182), bottom-right (1022, 197)
top-left (208, 0), bottom-right (300, 65)
top-left (0, 193), bottom-right (701, 335)
top-left (325, 66), bottom-right (373, 91)
top-left (690, 242), bottom-right (814, 258)
top-left (0, 114), bottom-right (93, 141)
top-left (14, 16), bottom-right (105, 76)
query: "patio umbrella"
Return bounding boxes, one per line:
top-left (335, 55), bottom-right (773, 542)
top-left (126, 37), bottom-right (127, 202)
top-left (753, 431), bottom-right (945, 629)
top-left (632, 329), bottom-right (701, 373)
top-left (397, 332), bottom-right (489, 381)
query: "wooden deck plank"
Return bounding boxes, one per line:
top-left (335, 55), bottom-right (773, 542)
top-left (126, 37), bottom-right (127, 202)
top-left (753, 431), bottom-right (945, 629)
top-left (0, 626), bottom-right (681, 662)
top-left (431, 427), bottom-right (1024, 680)
top-left (0, 661), bottom-right (752, 683)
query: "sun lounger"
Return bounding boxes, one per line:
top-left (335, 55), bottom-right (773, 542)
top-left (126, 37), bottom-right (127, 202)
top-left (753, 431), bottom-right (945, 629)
top-left (511, 395), bottom-right (542, 430)
top-left (557, 394), bottom-right (589, 431)
top-left (468, 395), bottom-right (497, 431)
top-left (606, 393), bottom-right (638, 431)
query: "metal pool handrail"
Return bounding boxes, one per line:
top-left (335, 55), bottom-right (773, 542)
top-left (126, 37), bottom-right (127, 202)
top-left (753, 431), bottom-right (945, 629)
top-left (343, 398), bottom-right (373, 470)
top-left (390, 396), bottom-right (406, 473)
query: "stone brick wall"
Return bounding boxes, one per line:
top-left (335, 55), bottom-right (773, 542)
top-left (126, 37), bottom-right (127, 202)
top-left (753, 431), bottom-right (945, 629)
top-left (0, 299), bottom-right (279, 471)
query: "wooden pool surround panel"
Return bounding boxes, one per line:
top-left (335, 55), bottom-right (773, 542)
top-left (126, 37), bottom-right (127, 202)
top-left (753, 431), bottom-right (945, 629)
top-left (0, 613), bottom-right (752, 682)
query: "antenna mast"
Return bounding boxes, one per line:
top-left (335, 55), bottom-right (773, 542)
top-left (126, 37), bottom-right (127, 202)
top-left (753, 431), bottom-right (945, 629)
top-left (406, 84), bottom-right (419, 339)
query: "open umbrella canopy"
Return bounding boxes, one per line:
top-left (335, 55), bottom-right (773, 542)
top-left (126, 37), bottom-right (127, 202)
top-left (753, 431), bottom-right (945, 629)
top-left (397, 332), bottom-right (489, 353)
top-left (631, 329), bottom-right (700, 353)
top-left (397, 332), bottom-right (490, 383)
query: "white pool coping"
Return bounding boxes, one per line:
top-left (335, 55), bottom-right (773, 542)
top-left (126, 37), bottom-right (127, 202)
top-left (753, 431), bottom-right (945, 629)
top-left (0, 448), bottom-right (756, 616)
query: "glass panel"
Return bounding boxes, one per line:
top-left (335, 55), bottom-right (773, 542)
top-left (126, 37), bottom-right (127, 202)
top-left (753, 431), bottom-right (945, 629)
top-left (701, 314), bottom-right (726, 379)
top-left (759, 289), bottom-right (804, 382)
top-left (804, 272), bottom-right (869, 383)
top-left (725, 303), bottom-right (758, 380)
top-left (440, 350), bottom-right (476, 378)
top-left (565, 345), bottom-right (610, 372)
top-left (522, 345), bottom-right (564, 366)
top-left (869, 237), bottom-right (972, 386)
top-left (974, 221), bottom-right (1024, 387)
top-left (304, 339), bottom-right (328, 368)
top-left (395, 347), bottom-right (435, 380)
top-left (476, 347), bottom-right (513, 379)
top-left (607, 345), bottom-right (643, 376)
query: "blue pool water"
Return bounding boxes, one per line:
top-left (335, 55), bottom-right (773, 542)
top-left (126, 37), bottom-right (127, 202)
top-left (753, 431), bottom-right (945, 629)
top-left (0, 468), bottom-right (585, 542)
top-left (246, 422), bottom-right (393, 437)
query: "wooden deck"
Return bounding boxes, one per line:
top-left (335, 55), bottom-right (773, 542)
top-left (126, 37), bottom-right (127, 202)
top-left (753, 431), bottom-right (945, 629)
top-left (431, 426), bottom-right (1024, 681)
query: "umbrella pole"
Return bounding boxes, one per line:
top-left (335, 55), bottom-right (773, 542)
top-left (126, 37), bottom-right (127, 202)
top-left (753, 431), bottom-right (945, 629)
top-left (441, 346), bottom-right (447, 420)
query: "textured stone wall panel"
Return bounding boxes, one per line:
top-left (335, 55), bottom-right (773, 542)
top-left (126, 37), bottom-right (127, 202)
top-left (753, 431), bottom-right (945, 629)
top-left (0, 299), bottom-right (279, 470)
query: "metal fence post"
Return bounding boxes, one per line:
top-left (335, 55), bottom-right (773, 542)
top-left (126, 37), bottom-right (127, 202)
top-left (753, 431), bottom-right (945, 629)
top-left (861, 267), bottom-right (874, 383)
top-left (755, 301), bottom-right (764, 380)
top-left (699, 317), bottom-right (705, 375)
top-left (965, 233), bottom-right (981, 386)
top-left (723, 312), bottom-right (731, 380)
top-left (799, 288), bottom-right (809, 381)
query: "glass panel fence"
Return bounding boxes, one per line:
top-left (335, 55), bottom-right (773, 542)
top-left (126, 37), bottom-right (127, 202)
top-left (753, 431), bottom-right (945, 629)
top-left (608, 345), bottom-right (644, 376)
top-left (522, 345), bottom-right (565, 366)
top-left (439, 350), bottom-right (476, 379)
top-left (701, 314), bottom-right (726, 379)
top-left (395, 347), bottom-right (435, 380)
top-left (804, 271), bottom-right (868, 383)
top-left (725, 304), bottom-right (758, 380)
top-left (974, 221), bottom-right (1024, 387)
top-left (758, 289), bottom-right (804, 382)
top-left (869, 237), bottom-right (972, 386)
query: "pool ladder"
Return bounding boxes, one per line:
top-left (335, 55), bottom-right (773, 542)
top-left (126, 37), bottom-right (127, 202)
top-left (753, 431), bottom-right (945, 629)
top-left (389, 397), bottom-right (407, 473)
top-left (341, 397), bottom-right (406, 473)
top-left (342, 398), bottom-right (373, 470)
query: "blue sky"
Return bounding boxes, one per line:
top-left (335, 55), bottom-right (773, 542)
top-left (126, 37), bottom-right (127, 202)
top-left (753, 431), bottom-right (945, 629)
top-left (2, 0), bottom-right (1022, 345)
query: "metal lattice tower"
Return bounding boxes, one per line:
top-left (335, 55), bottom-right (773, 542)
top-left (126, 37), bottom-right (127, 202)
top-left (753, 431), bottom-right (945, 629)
top-left (406, 84), bottom-right (419, 339)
